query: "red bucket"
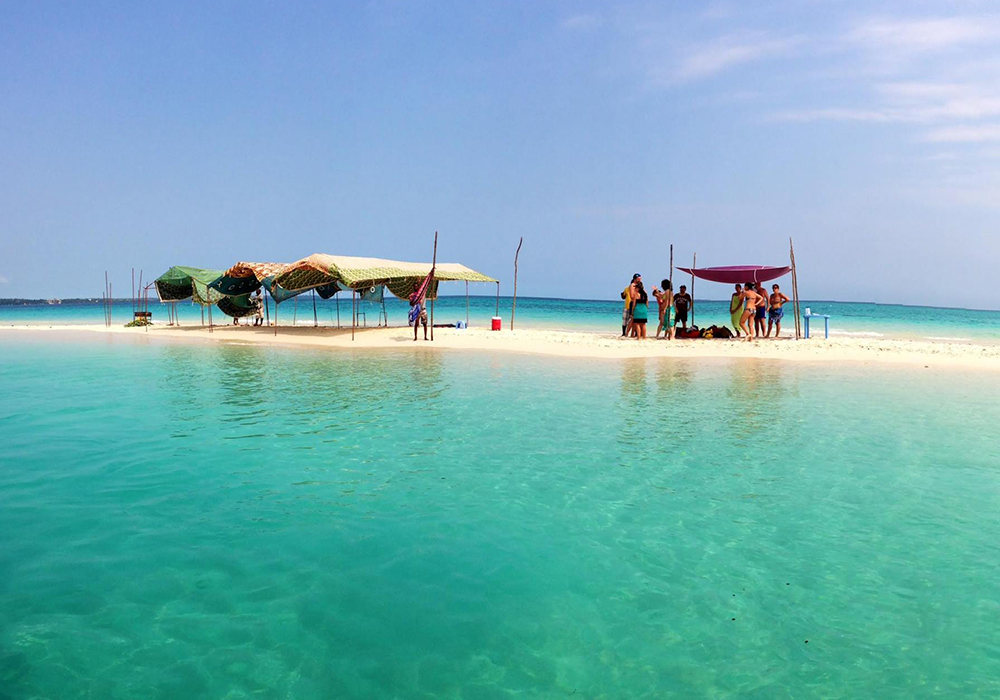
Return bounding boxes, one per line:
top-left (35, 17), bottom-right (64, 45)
top-left (491, 316), bottom-right (502, 331)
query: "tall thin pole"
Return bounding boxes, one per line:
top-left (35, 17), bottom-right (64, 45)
top-left (495, 282), bottom-right (499, 317)
top-left (208, 302), bottom-right (213, 332)
top-left (293, 296), bottom-right (298, 325)
top-left (352, 290), bottom-right (356, 340)
top-left (511, 236), bottom-right (523, 331)
top-left (669, 244), bottom-right (674, 284)
top-left (430, 231), bottom-right (438, 341)
top-left (690, 253), bottom-right (696, 327)
top-left (104, 272), bottom-right (110, 327)
top-left (274, 300), bottom-right (279, 336)
top-left (790, 237), bottom-right (802, 340)
top-left (131, 268), bottom-right (135, 318)
top-left (265, 292), bottom-right (270, 326)
top-left (465, 281), bottom-right (469, 327)
top-left (336, 294), bottom-right (340, 328)
top-left (312, 289), bottom-right (318, 327)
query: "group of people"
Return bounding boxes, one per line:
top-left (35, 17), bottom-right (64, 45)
top-left (620, 273), bottom-right (691, 340)
top-left (620, 273), bottom-right (790, 340)
top-left (729, 282), bottom-right (789, 341)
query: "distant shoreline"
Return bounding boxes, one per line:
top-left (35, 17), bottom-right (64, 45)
top-left (3, 323), bottom-right (999, 371)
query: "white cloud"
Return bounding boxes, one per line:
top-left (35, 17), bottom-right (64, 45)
top-left (562, 14), bottom-right (602, 31)
top-left (850, 16), bottom-right (1000, 52)
top-left (668, 33), bottom-right (802, 83)
top-left (924, 124), bottom-right (1000, 142)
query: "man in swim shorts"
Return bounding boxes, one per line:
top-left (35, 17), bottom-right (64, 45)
top-left (767, 284), bottom-right (790, 337)
top-left (652, 279), bottom-right (674, 340)
top-left (673, 285), bottom-right (692, 329)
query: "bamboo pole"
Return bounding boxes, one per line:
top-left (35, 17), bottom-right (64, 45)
top-left (465, 281), bottom-right (469, 327)
top-left (510, 236), bottom-right (523, 331)
top-left (669, 244), bottom-right (674, 286)
top-left (790, 237), bottom-right (802, 340)
top-left (690, 253), bottom-right (696, 327)
top-left (430, 231), bottom-right (438, 341)
top-left (352, 290), bottom-right (356, 340)
top-left (312, 289), bottom-right (318, 327)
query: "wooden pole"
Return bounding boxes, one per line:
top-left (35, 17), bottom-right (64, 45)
top-left (208, 302), bottom-right (212, 332)
top-left (264, 292), bottom-right (270, 326)
top-left (790, 237), bottom-right (802, 340)
top-left (274, 300), bottom-right (278, 336)
top-left (312, 289), bottom-right (318, 327)
top-left (201, 305), bottom-right (204, 326)
top-left (690, 253), bottom-right (696, 326)
top-left (430, 231), bottom-right (438, 341)
top-left (352, 290), bottom-right (356, 340)
top-left (495, 282), bottom-right (500, 317)
top-left (669, 244), bottom-right (674, 285)
top-left (511, 236), bottom-right (523, 331)
top-left (293, 296), bottom-right (298, 325)
top-left (336, 294), bottom-right (340, 328)
top-left (465, 281), bottom-right (469, 327)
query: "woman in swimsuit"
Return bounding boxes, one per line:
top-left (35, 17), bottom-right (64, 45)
top-left (631, 282), bottom-right (649, 339)
top-left (730, 283), bottom-right (743, 337)
top-left (653, 279), bottom-right (674, 340)
top-left (767, 284), bottom-right (790, 337)
top-left (739, 283), bottom-right (760, 341)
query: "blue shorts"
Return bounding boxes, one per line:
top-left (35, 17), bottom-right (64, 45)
top-left (769, 307), bottom-right (784, 322)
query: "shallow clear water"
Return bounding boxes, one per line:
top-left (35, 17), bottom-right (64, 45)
top-left (4, 295), bottom-right (1000, 342)
top-left (2, 335), bottom-right (1000, 698)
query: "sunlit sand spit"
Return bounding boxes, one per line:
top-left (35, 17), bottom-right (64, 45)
top-left (4, 323), bottom-right (1000, 370)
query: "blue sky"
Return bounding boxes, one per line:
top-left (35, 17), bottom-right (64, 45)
top-left (2, 1), bottom-right (998, 307)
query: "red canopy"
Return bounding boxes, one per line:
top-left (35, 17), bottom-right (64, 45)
top-left (676, 265), bottom-right (790, 285)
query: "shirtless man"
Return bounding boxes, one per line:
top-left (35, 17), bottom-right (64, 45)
top-left (739, 283), bottom-right (762, 341)
top-left (652, 279), bottom-right (674, 340)
top-left (754, 284), bottom-right (769, 337)
top-left (766, 284), bottom-right (790, 337)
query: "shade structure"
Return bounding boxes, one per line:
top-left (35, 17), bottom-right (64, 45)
top-left (154, 266), bottom-right (224, 303)
top-left (210, 261), bottom-right (289, 296)
top-left (676, 265), bottom-right (790, 285)
top-left (274, 253), bottom-right (497, 300)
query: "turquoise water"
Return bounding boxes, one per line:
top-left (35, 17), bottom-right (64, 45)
top-left (2, 333), bottom-right (1000, 698)
top-left (3, 295), bottom-right (1000, 341)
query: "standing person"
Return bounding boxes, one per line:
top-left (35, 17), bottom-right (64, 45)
top-left (740, 283), bottom-right (761, 341)
top-left (409, 295), bottom-right (428, 341)
top-left (729, 283), bottom-right (744, 337)
top-left (653, 279), bottom-right (675, 340)
top-left (621, 274), bottom-right (638, 337)
top-left (631, 281), bottom-right (649, 339)
top-left (253, 289), bottom-right (264, 327)
top-left (674, 285), bottom-right (692, 330)
top-left (754, 284), bottom-right (769, 337)
top-left (767, 284), bottom-right (790, 337)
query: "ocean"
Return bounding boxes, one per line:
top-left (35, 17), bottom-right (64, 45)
top-left (1, 331), bottom-right (999, 698)
top-left (3, 295), bottom-right (1000, 342)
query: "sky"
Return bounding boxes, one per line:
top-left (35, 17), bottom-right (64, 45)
top-left (2, 0), bottom-right (999, 308)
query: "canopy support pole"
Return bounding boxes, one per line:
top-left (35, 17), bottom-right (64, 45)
top-left (495, 282), bottom-right (500, 317)
top-left (312, 289), bottom-right (318, 328)
top-left (293, 296), bottom-right (297, 325)
top-left (690, 253), bottom-right (696, 326)
top-left (465, 281), bottom-right (469, 327)
top-left (274, 300), bottom-right (278, 336)
top-left (264, 292), bottom-right (270, 326)
top-left (790, 237), bottom-right (802, 340)
top-left (201, 305), bottom-right (204, 326)
top-left (669, 244), bottom-right (674, 285)
top-left (336, 294), bottom-right (340, 328)
top-left (430, 231), bottom-right (438, 341)
top-left (352, 290), bottom-right (356, 341)
top-left (208, 303), bottom-right (213, 333)
top-left (511, 236), bottom-right (523, 331)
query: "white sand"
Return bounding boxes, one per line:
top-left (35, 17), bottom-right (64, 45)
top-left (3, 323), bottom-right (1000, 370)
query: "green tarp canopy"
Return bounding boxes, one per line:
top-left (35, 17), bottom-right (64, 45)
top-left (154, 266), bottom-right (224, 304)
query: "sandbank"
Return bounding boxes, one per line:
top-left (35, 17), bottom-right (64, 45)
top-left (3, 323), bottom-right (1000, 370)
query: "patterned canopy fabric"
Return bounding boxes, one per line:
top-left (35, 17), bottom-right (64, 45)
top-left (154, 266), bottom-right (224, 302)
top-left (274, 253), bottom-right (496, 299)
top-left (211, 262), bottom-right (290, 297)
